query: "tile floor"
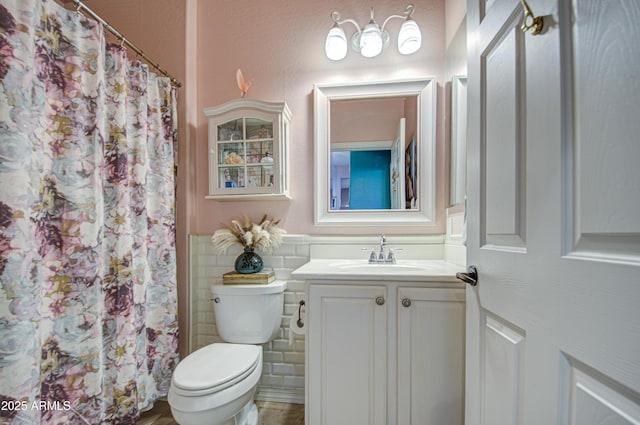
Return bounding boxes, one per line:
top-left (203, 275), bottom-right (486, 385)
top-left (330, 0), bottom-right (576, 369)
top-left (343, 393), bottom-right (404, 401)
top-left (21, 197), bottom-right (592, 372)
top-left (137, 400), bottom-right (304, 425)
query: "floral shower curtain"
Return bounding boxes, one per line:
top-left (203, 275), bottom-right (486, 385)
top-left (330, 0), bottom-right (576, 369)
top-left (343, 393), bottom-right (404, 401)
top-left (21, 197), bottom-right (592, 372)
top-left (0, 0), bottom-right (179, 423)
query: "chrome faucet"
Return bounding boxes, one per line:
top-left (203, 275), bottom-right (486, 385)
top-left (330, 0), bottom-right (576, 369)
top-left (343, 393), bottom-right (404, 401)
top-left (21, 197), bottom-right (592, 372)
top-left (364, 234), bottom-right (399, 264)
top-left (378, 234), bottom-right (387, 261)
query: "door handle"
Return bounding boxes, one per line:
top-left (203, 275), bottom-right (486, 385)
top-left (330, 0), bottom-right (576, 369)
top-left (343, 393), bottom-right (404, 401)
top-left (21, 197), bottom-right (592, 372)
top-left (456, 266), bottom-right (478, 286)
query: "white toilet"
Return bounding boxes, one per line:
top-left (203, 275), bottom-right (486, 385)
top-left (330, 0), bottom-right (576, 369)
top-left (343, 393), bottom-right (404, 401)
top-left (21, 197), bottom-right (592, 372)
top-left (168, 281), bottom-right (287, 425)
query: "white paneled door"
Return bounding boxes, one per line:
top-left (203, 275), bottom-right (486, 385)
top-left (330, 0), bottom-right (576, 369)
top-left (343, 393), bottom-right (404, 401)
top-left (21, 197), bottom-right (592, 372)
top-left (464, 1), bottom-right (640, 424)
top-left (390, 118), bottom-right (406, 210)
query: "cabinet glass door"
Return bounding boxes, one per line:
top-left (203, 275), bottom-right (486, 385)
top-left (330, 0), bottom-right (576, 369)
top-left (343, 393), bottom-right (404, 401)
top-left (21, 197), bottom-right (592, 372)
top-left (245, 118), bottom-right (274, 188)
top-left (217, 117), bottom-right (274, 189)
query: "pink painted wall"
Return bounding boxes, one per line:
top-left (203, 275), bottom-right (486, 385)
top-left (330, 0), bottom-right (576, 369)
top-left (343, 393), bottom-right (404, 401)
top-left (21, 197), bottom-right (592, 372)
top-left (79, 0), bottom-right (447, 236)
top-left (445, 0), bottom-right (467, 48)
top-left (331, 98), bottom-right (406, 143)
top-left (194, 0), bottom-right (447, 235)
top-left (70, 0), bottom-right (452, 354)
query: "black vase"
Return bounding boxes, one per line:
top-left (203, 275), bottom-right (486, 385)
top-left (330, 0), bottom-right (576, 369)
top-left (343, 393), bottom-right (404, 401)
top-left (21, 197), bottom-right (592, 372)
top-left (234, 248), bottom-right (264, 274)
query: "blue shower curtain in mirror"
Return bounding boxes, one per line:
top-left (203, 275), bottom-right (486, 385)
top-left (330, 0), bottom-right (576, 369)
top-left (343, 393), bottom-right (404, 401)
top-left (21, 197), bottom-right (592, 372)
top-left (0, 0), bottom-right (179, 423)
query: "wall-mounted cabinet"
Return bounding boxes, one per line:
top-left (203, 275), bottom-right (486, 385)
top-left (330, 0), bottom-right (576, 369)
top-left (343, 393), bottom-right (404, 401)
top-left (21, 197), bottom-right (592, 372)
top-left (204, 99), bottom-right (292, 200)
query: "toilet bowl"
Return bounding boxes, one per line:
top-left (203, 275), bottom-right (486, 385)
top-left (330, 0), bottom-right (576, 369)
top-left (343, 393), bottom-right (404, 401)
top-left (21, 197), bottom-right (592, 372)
top-left (168, 281), bottom-right (287, 425)
top-left (168, 343), bottom-right (262, 425)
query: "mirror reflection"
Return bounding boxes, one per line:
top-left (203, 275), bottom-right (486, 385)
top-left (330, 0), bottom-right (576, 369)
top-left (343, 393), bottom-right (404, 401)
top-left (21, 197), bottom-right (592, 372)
top-left (330, 96), bottom-right (418, 210)
top-left (313, 78), bottom-right (436, 227)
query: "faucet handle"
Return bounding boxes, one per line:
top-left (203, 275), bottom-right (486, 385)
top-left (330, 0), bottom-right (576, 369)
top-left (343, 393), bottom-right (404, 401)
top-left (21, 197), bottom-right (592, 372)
top-left (386, 248), bottom-right (403, 263)
top-left (362, 247), bottom-right (377, 263)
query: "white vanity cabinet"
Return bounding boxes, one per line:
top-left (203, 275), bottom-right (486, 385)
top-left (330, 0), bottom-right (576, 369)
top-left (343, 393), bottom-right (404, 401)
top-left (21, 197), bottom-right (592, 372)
top-left (306, 281), bottom-right (465, 425)
top-left (204, 99), bottom-right (291, 200)
top-left (397, 286), bottom-right (465, 425)
top-left (307, 284), bottom-right (388, 425)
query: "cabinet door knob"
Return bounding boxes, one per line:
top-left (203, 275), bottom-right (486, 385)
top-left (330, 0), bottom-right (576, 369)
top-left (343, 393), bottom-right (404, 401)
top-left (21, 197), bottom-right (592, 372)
top-left (402, 298), bottom-right (411, 308)
top-left (375, 296), bottom-right (385, 306)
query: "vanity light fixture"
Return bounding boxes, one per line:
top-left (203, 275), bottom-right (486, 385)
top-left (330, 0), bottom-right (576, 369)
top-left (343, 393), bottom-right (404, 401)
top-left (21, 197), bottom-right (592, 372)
top-left (325, 4), bottom-right (422, 60)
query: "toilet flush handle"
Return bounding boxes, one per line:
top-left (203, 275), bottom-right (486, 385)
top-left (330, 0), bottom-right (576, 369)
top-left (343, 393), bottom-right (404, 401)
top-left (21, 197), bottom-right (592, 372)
top-left (296, 300), bottom-right (305, 328)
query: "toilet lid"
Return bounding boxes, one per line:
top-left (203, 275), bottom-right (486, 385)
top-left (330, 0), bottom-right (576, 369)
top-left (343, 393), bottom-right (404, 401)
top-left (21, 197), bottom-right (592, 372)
top-left (172, 343), bottom-right (260, 393)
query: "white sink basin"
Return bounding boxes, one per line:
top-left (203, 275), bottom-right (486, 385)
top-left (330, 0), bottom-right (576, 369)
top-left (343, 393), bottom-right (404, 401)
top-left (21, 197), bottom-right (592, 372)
top-left (292, 259), bottom-right (464, 282)
top-left (328, 260), bottom-right (440, 273)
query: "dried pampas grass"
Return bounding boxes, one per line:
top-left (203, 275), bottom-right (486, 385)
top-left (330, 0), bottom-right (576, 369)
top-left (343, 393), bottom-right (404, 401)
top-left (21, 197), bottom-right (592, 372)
top-left (211, 214), bottom-right (285, 254)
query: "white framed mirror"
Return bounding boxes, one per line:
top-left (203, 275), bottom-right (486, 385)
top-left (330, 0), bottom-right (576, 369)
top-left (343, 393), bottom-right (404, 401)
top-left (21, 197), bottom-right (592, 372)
top-left (450, 75), bottom-right (467, 206)
top-left (314, 78), bottom-right (437, 226)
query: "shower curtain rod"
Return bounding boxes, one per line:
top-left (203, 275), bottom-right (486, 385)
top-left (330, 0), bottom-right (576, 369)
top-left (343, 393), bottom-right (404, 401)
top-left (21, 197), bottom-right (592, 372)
top-left (70, 0), bottom-right (182, 88)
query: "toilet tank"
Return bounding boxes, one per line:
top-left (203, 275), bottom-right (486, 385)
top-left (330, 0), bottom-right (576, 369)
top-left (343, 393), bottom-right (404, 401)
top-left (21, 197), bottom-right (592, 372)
top-left (211, 281), bottom-right (287, 344)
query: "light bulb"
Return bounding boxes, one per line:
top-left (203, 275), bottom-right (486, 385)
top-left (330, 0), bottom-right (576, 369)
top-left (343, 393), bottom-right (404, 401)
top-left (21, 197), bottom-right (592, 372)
top-left (359, 22), bottom-right (383, 58)
top-left (398, 19), bottom-right (421, 55)
top-left (325, 25), bottom-right (348, 60)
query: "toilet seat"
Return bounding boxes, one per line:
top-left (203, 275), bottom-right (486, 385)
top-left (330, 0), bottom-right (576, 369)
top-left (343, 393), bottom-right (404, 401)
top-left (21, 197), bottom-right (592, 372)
top-left (171, 343), bottom-right (260, 397)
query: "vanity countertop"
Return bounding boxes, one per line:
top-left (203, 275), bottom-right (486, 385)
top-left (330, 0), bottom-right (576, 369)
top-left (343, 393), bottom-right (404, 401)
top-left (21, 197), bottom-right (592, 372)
top-left (291, 259), bottom-right (465, 282)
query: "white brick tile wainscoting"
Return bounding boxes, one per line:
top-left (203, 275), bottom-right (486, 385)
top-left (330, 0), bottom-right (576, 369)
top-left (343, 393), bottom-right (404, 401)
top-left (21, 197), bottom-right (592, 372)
top-left (188, 234), bottom-right (464, 404)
